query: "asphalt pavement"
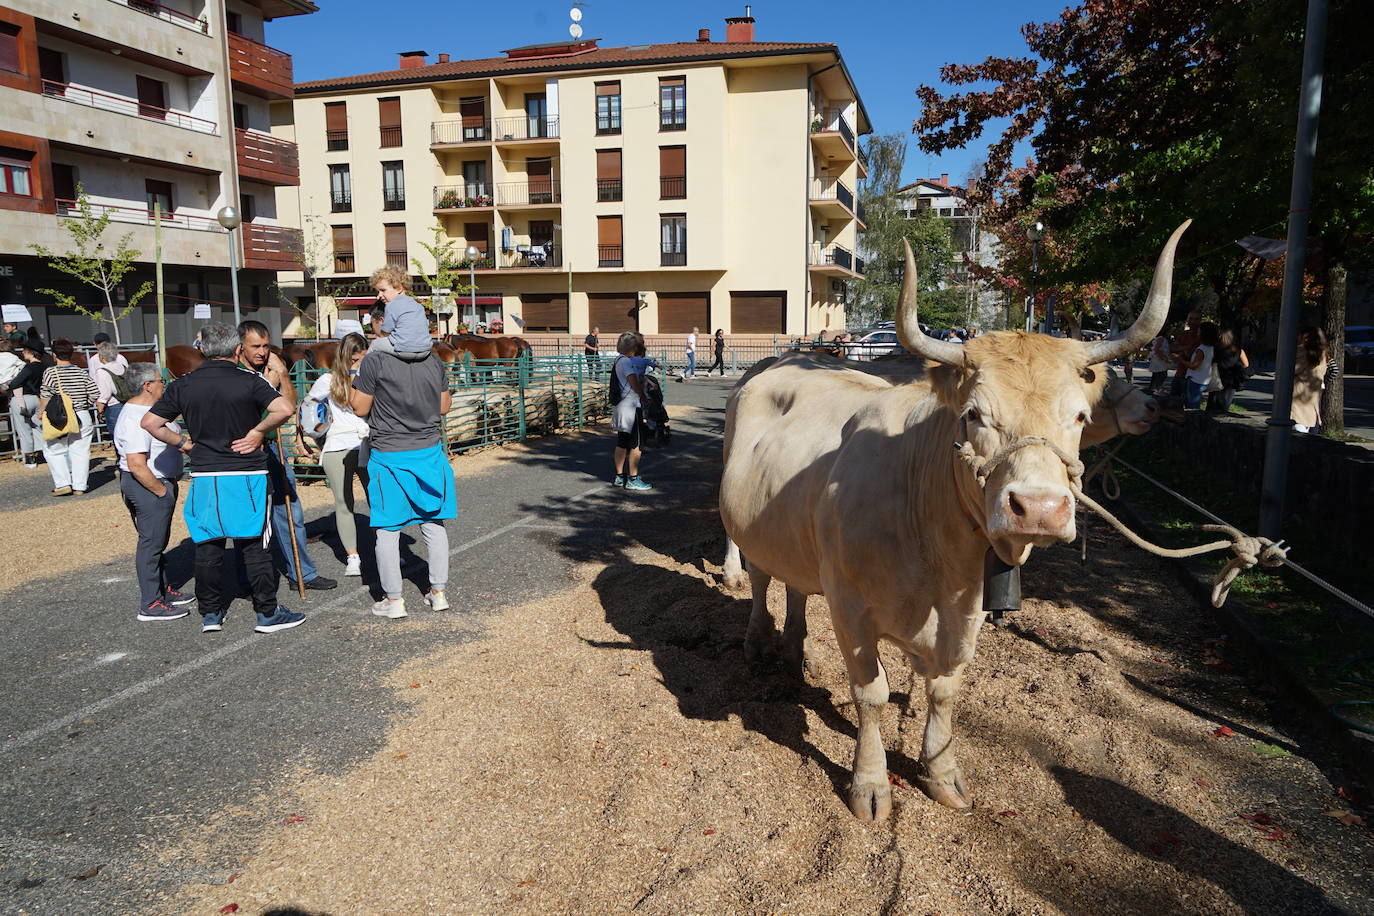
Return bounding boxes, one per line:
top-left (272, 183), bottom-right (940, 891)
top-left (0, 374), bottom-right (735, 914)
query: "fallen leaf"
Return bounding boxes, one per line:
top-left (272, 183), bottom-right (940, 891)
top-left (1193, 777), bottom-right (1212, 788)
top-left (1240, 811), bottom-right (1276, 827)
top-left (1340, 812), bottom-right (1366, 828)
top-left (220, 906), bottom-right (240, 915)
top-left (516, 880), bottom-right (538, 887)
top-left (997, 810), bottom-right (1018, 818)
top-left (71, 865), bottom-right (103, 880)
top-left (225, 873), bottom-right (241, 884)
top-left (888, 774), bottom-right (912, 790)
top-left (283, 815), bottom-right (308, 825)
top-left (1212, 726), bottom-right (1235, 738)
top-left (394, 753), bottom-right (408, 760)
top-left (703, 829), bottom-right (716, 835)
top-left (410, 683), bottom-right (422, 689)
top-left (1249, 742), bottom-right (1292, 759)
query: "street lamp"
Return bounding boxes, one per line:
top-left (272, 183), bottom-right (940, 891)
top-left (466, 244), bottom-right (479, 329)
top-left (216, 205), bottom-right (242, 326)
top-left (1026, 221), bottom-right (1044, 333)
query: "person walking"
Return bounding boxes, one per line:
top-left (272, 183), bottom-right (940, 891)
top-left (1206, 327), bottom-right (1249, 413)
top-left (141, 322), bottom-right (303, 634)
top-left (305, 332), bottom-right (371, 577)
top-left (237, 320), bottom-right (337, 592)
top-left (684, 327), bottom-right (697, 379)
top-left (39, 339), bottom-right (99, 496)
top-left (113, 362), bottom-right (195, 621)
top-left (349, 333), bottom-right (455, 620)
top-left (1, 342), bottom-right (49, 467)
top-left (610, 332), bottom-right (651, 490)
top-left (89, 340), bottom-right (129, 443)
top-left (706, 328), bottom-right (726, 377)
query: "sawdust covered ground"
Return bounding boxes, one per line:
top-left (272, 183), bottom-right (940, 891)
top-left (169, 500), bottom-right (1373, 915)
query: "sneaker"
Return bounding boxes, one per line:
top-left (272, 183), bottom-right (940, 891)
top-left (287, 575), bottom-right (338, 591)
top-left (344, 555), bottom-right (363, 577)
top-left (50, 486), bottom-right (73, 497)
top-left (613, 474), bottom-right (625, 487)
top-left (625, 476), bottom-right (652, 491)
top-left (371, 597), bottom-right (407, 619)
top-left (424, 590), bottom-right (450, 611)
top-left (23, 459), bottom-right (37, 469)
top-left (255, 606), bottom-right (306, 634)
top-left (164, 588), bottom-right (196, 607)
top-left (137, 600), bottom-right (189, 622)
top-left (201, 612), bottom-right (225, 633)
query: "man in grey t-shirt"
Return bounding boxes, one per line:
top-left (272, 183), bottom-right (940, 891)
top-left (352, 349), bottom-right (448, 450)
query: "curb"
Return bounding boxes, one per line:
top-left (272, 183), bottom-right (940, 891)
top-left (1108, 491), bottom-right (1374, 793)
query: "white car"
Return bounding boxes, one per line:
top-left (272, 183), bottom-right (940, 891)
top-left (846, 329), bottom-right (901, 360)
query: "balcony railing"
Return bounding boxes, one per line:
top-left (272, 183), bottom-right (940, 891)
top-left (857, 200), bottom-right (867, 224)
top-left (385, 248), bottom-right (407, 268)
top-left (811, 243), bottom-right (854, 271)
top-left (227, 31), bottom-right (293, 98)
top-left (495, 180), bottom-right (560, 207)
top-left (56, 198), bottom-right (221, 231)
top-left (660, 110), bottom-right (687, 131)
top-left (810, 177), bottom-right (854, 212)
top-left (660, 250), bottom-right (687, 267)
top-left (433, 185), bottom-right (492, 209)
top-left (857, 145), bottom-right (870, 173)
top-left (660, 176), bottom-right (686, 199)
top-left (491, 116), bottom-right (559, 141)
top-left (42, 80), bottom-right (217, 134)
top-left (379, 126), bottom-right (402, 148)
top-left (334, 253), bottom-right (355, 273)
top-left (595, 114), bottom-right (621, 135)
top-left (855, 255), bottom-right (865, 276)
top-left (811, 107), bottom-right (855, 149)
top-left (118, 0), bottom-right (208, 33)
top-left (596, 178), bottom-right (622, 202)
top-left (325, 129), bottom-right (348, 151)
top-left (242, 222), bottom-right (303, 271)
top-left (501, 244), bottom-right (561, 269)
top-left (598, 245), bottom-right (622, 268)
top-left (234, 128), bottom-right (298, 186)
top-left (431, 119), bottom-right (490, 145)
top-left (382, 191), bottom-right (405, 211)
top-left (330, 195), bottom-right (351, 213)
top-left (458, 254), bottom-right (495, 270)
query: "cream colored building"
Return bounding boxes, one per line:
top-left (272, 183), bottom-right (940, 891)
top-left (0, 0), bottom-right (312, 344)
top-left (276, 11), bottom-right (869, 338)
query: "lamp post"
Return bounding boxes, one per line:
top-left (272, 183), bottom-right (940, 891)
top-left (466, 244), bottom-right (479, 329)
top-left (1026, 221), bottom-right (1044, 333)
top-left (216, 205), bottom-right (242, 326)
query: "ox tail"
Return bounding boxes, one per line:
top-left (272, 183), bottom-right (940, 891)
top-left (722, 536), bottom-right (748, 590)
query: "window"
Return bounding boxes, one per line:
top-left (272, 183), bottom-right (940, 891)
top-left (239, 193), bottom-right (255, 223)
top-left (38, 48), bottom-right (64, 86)
top-left (525, 92), bottom-right (550, 138)
top-left (332, 225), bottom-right (354, 273)
top-left (225, 10), bottom-right (242, 34)
top-left (0, 151), bottom-right (33, 197)
top-left (659, 145), bottom-right (685, 199)
top-left (461, 160), bottom-right (487, 197)
top-left (596, 149), bottom-right (622, 202)
top-left (597, 215), bottom-right (622, 267)
top-left (136, 75), bottom-right (167, 120)
top-left (526, 157), bottom-right (553, 204)
top-left (0, 23), bottom-right (20, 74)
top-left (382, 161), bottom-right (405, 210)
top-left (378, 97), bottom-right (402, 148)
top-left (660, 214), bottom-right (686, 266)
top-left (324, 101), bottom-right (348, 151)
top-left (145, 179), bottom-right (174, 215)
top-left (232, 102), bottom-right (247, 130)
top-left (463, 222), bottom-right (490, 266)
top-left (51, 162), bottom-right (76, 209)
top-left (595, 81), bottom-right (621, 135)
top-left (460, 96), bottom-right (487, 141)
top-left (384, 223), bottom-right (407, 269)
top-left (659, 76), bottom-right (686, 131)
top-left (329, 164), bottom-right (351, 212)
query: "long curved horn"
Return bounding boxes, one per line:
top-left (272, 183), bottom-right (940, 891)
top-left (1081, 220), bottom-right (1192, 365)
top-left (895, 237), bottom-right (966, 365)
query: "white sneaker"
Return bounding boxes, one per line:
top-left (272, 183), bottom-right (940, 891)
top-left (344, 554), bottom-right (362, 577)
top-left (371, 597), bottom-right (407, 619)
top-left (424, 590), bottom-right (450, 611)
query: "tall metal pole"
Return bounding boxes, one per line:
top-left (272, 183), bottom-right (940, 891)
top-left (1259, 0), bottom-right (1328, 540)
top-left (1027, 237), bottom-right (1040, 333)
top-left (228, 227), bottom-right (242, 327)
top-left (154, 203), bottom-right (166, 369)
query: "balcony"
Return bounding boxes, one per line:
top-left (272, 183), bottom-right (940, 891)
top-left (56, 198), bottom-right (221, 231)
top-left (491, 116), bottom-right (559, 142)
top-left (660, 176), bottom-right (686, 200)
top-left (660, 250), bottom-right (687, 267)
top-left (385, 248), bottom-right (407, 269)
top-left (227, 31), bottom-right (293, 99)
top-left (382, 190), bottom-right (405, 211)
top-left (855, 255), bottom-right (865, 276)
top-left (810, 107), bottom-right (856, 161)
top-left (431, 118), bottom-right (490, 146)
top-left (598, 245), bottom-right (622, 268)
top-left (495, 180), bottom-right (560, 208)
top-left (235, 128), bottom-right (298, 186)
top-left (596, 178), bottom-right (622, 202)
top-left (42, 80), bottom-right (217, 135)
top-left (333, 253), bottom-right (355, 273)
top-left (595, 114), bottom-right (621, 135)
top-left (458, 253), bottom-right (495, 270)
top-left (809, 242), bottom-right (857, 276)
top-left (433, 185), bottom-right (492, 211)
top-left (857, 199), bottom-right (867, 226)
top-left (500, 244), bottom-right (561, 270)
top-left (660, 110), bottom-right (687, 132)
top-left (857, 144), bottom-right (870, 179)
top-left (809, 177), bottom-right (856, 220)
top-left (242, 222), bottom-right (303, 271)
top-left (118, 0), bottom-right (208, 34)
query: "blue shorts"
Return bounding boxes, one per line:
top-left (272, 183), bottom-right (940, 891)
top-left (185, 472), bottom-right (271, 544)
top-left (366, 444), bottom-right (457, 531)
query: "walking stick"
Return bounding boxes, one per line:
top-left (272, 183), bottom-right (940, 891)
top-left (277, 438), bottom-right (307, 600)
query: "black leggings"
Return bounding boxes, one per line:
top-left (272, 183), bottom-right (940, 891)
top-left (195, 537), bottom-right (278, 616)
top-left (707, 352), bottom-right (725, 375)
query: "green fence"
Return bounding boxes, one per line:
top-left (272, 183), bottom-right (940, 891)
top-left (283, 353), bottom-right (612, 480)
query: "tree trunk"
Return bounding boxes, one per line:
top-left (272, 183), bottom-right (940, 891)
top-left (1321, 257), bottom-right (1347, 438)
top-left (104, 291), bottom-right (122, 346)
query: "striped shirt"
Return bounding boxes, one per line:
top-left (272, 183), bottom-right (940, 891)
top-left (41, 364), bottom-right (101, 410)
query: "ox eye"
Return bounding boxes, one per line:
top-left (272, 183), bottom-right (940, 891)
top-left (965, 406), bottom-right (982, 424)
top-left (1076, 411), bottom-right (1089, 425)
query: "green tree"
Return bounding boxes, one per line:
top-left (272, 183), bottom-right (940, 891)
top-left (411, 223), bottom-right (474, 330)
top-left (851, 133), bottom-right (957, 327)
top-left (29, 188), bottom-right (153, 345)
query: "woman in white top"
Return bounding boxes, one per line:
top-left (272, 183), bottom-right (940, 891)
top-left (1148, 328), bottom-right (1173, 393)
top-left (306, 333), bottom-right (371, 576)
top-left (1180, 321), bottom-right (1219, 410)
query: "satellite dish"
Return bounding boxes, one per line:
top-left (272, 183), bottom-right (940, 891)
top-left (569, 22), bottom-right (583, 38)
top-left (569, 7), bottom-right (582, 21)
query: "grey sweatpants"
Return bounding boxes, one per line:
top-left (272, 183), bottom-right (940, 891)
top-left (375, 522), bottom-right (449, 600)
top-left (119, 475), bottom-right (178, 610)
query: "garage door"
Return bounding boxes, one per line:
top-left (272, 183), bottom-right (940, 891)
top-left (657, 292), bottom-right (709, 334)
top-left (729, 291), bottom-right (785, 334)
top-left (587, 293), bottom-right (638, 334)
top-left (521, 293), bottom-right (568, 332)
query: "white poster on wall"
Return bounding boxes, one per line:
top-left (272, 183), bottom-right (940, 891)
top-left (193, 303), bottom-right (211, 319)
top-left (2, 304), bottom-right (32, 322)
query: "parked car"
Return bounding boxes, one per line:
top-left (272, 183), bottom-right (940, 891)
top-left (845, 329), bottom-right (901, 360)
top-left (1344, 326), bottom-right (1374, 358)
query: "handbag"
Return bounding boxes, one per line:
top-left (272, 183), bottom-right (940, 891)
top-left (1205, 362), bottom-right (1223, 393)
top-left (41, 370), bottom-right (80, 440)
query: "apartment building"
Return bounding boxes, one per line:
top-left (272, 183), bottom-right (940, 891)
top-left (277, 10), bottom-right (869, 338)
top-left (898, 175), bottom-right (1005, 329)
top-left (0, 0), bottom-right (312, 345)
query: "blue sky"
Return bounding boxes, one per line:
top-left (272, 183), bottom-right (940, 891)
top-left (274, 0), bottom-right (1071, 185)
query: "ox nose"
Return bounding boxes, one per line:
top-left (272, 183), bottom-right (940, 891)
top-left (1005, 488), bottom-right (1073, 535)
top-left (1143, 398), bottom-right (1160, 422)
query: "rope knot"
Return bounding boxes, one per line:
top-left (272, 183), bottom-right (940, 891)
top-left (1205, 526), bottom-right (1289, 608)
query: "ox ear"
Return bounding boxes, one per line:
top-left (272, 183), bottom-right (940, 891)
top-left (926, 354), bottom-right (974, 411)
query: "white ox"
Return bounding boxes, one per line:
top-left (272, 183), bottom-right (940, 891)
top-left (718, 224), bottom-right (1188, 820)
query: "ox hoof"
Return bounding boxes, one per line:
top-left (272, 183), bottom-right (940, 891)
top-left (847, 781), bottom-right (893, 821)
top-left (915, 768), bottom-right (972, 810)
top-left (784, 645), bottom-right (817, 682)
top-left (723, 573), bottom-right (749, 591)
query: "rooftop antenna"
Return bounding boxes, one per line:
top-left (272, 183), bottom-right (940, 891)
top-left (569, 2), bottom-right (584, 39)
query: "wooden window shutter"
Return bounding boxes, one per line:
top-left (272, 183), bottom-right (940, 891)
top-left (657, 292), bottom-right (709, 334)
top-left (332, 225), bottom-right (353, 251)
top-left (659, 146), bottom-right (686, 177)
top-left (379, 97), bottom-right (401, 128)
top-left (730, 292), bottom-right (785, 334)
top-left (595, 81), bottom-right (620, 96)
top-left (521, 293), bottom-right (568, 332)
top-left (0, 23), bottom-right (20, 74)
top-left (587, 293), bottom-right (637, 334)
top-left (597, 215), bottom-right (622, 246)
top-left (325, 102), bottom-right (346, 131)
top-left (596, 149), bottom-right (621, 181)
top-left (385, 223), bottom-right (406, 250)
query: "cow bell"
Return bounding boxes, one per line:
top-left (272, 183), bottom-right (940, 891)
top-left (983, 548), bottom-right (1022, 624)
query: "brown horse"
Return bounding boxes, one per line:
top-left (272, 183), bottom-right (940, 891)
top-left (444, 334), bottom-right (530, 360)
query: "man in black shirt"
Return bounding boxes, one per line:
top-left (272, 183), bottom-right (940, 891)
top-left (141, 322), bottom-right (304, 635)
top-left (584, 326), bottom-right (599, 374)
